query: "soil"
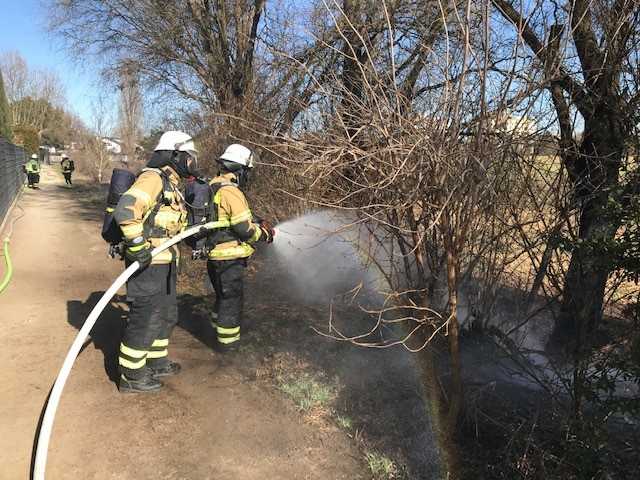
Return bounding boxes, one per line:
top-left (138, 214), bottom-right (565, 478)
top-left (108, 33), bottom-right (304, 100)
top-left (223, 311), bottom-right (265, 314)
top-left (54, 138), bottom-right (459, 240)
top-left (0, 167), bottom-right (378, 480)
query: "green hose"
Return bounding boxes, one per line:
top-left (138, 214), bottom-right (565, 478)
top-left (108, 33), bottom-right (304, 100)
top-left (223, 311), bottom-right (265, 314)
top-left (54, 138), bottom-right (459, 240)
top-left (0, 239), bottom-right (12, 294)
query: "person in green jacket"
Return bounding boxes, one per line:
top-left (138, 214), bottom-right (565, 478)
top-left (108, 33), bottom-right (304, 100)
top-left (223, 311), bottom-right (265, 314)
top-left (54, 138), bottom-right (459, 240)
top-left (24, 154), bottom-right (41, 188)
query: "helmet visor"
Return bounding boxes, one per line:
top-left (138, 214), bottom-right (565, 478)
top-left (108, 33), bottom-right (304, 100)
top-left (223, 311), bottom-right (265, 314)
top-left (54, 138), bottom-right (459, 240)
top-left (187, 153), bottom-right (198, 174)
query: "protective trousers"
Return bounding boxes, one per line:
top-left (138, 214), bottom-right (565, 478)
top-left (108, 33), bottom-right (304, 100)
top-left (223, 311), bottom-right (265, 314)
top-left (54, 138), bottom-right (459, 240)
top-left (119, 262), bottom-right (178, 379)
top-left (63, 172), bottom-right (72, 184)
top-left (27, 172), bottom-right (39, 187)
top-left (206, 259), bottom-right (245, 346)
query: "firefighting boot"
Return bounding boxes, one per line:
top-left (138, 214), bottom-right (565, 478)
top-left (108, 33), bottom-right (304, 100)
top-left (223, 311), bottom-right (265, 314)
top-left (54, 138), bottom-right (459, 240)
top-left (148, 359), bottom-right (182, 378)
top-left (118, 369), bottom-right (163, 393)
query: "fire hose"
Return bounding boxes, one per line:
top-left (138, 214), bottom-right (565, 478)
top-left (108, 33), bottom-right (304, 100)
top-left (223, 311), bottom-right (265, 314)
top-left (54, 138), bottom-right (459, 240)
top-left (0, 189), bottom-right (25, 295)
top-left (33, 221), bottom-right (222, 480)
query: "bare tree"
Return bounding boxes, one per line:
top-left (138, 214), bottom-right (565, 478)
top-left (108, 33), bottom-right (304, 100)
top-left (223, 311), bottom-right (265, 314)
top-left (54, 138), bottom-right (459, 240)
top-left (490, 0), bottom-right (640, 352)
top-left (245, 1), bottom-right (528, 476)
top-left (0, 50), bottom-right (66, 137)
top-left (49, 1), bottom-right (267, 125)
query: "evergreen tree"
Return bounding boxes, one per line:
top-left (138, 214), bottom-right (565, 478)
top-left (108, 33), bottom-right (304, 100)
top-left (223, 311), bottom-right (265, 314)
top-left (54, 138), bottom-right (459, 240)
top-left (0, 69), bottom-right (12, 141)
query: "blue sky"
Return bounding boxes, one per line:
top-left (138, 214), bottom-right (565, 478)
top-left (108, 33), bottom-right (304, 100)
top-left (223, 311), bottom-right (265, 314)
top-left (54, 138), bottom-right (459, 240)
top-left (0, 0), bottom-right (115, 127)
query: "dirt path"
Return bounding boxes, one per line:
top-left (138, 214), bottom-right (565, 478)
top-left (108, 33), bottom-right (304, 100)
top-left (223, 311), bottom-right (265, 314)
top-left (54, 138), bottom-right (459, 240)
top-left (0, 166), bottom-right (365, 479)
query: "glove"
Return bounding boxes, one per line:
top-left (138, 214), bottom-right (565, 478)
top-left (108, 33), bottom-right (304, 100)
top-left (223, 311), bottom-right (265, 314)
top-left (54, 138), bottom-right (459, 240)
top-left (124, 236), bottom-right (152, 269)
top-left (259, 220), bottom-right (275, 244)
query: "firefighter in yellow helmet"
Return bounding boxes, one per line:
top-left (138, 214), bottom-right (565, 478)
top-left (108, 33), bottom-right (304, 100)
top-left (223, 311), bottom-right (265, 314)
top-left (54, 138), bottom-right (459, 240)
top-left (113, 131), bottom-right (196, 393)
top-left (203, 144), bottom-right (274, 352)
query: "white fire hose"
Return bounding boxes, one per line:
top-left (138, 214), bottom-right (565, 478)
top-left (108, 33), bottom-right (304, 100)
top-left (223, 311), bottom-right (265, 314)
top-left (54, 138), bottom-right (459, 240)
top-left (33, 222), bottom-right (219, 480)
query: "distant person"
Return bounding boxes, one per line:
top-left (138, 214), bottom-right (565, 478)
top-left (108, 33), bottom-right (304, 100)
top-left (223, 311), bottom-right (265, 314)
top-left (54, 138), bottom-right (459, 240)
top-left (60, 154), bottom-right (75, 186)
top-left (202, 144), bottom-right (275, 353)
top-left (24, 154), bottom-right (40, 188)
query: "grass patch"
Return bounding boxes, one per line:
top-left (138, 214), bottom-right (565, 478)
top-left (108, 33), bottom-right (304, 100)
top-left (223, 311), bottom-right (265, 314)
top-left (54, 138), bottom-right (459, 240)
top-left (336, 415), bottom-right (353, 430)
top-left (278, 373), bottom-right (335, 412)
top-left (365, 450), bottom-right (397, 479)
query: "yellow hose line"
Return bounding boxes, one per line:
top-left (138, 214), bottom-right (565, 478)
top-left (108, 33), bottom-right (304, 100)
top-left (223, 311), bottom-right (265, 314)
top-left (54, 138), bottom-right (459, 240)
top-left (0, 239), bottom-right (12, 294)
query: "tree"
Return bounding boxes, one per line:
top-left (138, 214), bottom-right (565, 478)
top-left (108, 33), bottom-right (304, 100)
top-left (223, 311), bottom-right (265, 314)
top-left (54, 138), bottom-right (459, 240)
top-left (48, 0), bottom-right (344, 138)
top-left (0, 51), bottom-right (69, 142)
top-left (0, 69), bottom-right (12, 141)
top-left (13, 125), bottom-right (39, 154)
top-left (490, 0), bottom-right (640, 351)
top-left (256, 2), bottom-right (513, 476)
top-left (49, 1), bottom-right (265, 121)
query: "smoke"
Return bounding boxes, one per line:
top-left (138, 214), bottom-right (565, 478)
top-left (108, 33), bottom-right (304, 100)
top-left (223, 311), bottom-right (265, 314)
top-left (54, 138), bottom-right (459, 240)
top-left (271, 210), bottom-right (382, 305)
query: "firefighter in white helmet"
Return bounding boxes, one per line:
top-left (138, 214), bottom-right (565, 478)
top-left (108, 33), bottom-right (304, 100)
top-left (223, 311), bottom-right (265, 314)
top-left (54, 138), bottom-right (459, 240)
top-left (202, 144), bottom-right (275, 352)
top-left (113, 130), bottom-right (197, 393)
top-left (25, 153), bottom-right (41, 188)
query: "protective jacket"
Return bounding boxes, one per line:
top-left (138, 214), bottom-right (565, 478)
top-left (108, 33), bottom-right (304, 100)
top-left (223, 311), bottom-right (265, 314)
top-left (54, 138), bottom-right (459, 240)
top-left (61, 159), bottom-right (74, 173)
top-left (25, 160), bottom-right (40, 173)
top-left (207, 173), bottom-right (263, 261)
top-left (113, 166), bottom-right (187, 265)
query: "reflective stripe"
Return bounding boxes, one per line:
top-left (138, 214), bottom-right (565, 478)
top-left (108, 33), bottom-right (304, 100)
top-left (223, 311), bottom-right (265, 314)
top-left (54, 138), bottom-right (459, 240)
top-left (207, 219), bottom-right (231, 229)
top-left (120, 343), bottom-right (147, 358)
top-left (118, 356), bottom-right (146, 369)
top-left (152, 338), bottom-right (169, 347)
top-left (147, 349), bottom-right (168, 359)
top-left (229, 210), bottom-right (252, 225)
top-left (218, 334), bottom-right (240, 344)
top-left (128, 242), bottom-right (149, 252)
top-left (208, 243), bottom-right (255, 260)
top-left (126, 187), bottom-right (152, 206)
top-left (217, 326), bottom-right (240, 335)
top-left (105, 207), bottom-right (115, 213)
top-left (249, 227), bottom-right (261, 243)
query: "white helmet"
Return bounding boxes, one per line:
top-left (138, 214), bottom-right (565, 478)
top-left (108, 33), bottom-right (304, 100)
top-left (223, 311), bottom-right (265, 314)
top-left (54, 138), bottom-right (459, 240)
top-left (219, 144), bottom-right (254, 169)
top-left (154, 131), bottom-right (198, 158)
top-left (61, 154), bottom-right (69, 159)
top-left (31, 154), bottom-right (37, 159)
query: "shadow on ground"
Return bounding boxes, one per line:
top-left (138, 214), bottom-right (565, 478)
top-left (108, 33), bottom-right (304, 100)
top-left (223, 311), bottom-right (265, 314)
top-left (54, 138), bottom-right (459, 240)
top-left (67, 293), bottom-right (128, 384)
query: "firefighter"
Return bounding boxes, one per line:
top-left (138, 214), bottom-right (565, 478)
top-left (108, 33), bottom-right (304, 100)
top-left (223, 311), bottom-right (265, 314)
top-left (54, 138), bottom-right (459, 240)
top-left (60, 154), bottom-right (74, 185)
top-left (113, 131), bottom-right (197, 393)
top-left (25, 154), bottom-right (40, 188)
top-left (204, 144), bottom-right (275, 353)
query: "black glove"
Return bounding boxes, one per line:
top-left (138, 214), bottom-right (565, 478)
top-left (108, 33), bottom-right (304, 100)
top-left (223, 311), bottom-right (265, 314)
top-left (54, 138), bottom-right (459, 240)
top-left (124, 236), bottom-right (152, 269)
top-left (259, 220), bottom-right (275, 244)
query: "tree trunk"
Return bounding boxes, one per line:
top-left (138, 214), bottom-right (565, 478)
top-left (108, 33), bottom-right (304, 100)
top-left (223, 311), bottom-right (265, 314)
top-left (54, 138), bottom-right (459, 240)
top-left (554, 195), bottom-right (616, 349)
top-left (553, 112), bottom-right (625, 350)
top-left (416, 343), bottom-right (459, 479)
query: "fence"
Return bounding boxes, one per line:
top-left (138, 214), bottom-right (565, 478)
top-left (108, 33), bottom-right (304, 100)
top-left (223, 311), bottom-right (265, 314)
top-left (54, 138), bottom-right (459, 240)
top-left (0, 137), bottom-right (26, 228)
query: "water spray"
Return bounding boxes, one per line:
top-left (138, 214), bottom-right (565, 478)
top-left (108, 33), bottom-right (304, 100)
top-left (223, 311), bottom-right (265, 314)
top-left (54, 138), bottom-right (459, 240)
top-left (32, 222), bottom-right (221, 480)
